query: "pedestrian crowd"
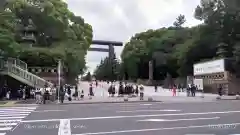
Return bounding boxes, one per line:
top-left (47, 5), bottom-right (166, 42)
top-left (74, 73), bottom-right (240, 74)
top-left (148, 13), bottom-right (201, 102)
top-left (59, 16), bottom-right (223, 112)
top-left (107, 81), bottom-right (145, 100)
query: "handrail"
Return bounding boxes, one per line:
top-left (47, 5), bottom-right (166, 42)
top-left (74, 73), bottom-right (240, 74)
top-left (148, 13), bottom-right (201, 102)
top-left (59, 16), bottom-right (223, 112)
top-left (1, 57), bottom-right (53, 88)
top-left (7, 58), bottom-right (27, 70)
top-left (5, 63), bottom-right (53, 88)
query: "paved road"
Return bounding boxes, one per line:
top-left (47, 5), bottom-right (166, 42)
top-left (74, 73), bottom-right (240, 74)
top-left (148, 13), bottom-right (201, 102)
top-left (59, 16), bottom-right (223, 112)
top-left (5, 100), bottom-right (240, 135)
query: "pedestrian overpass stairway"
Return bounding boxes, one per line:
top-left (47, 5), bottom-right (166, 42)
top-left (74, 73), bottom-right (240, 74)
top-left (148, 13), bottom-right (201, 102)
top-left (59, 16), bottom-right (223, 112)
top-left (0, 58), bottom-right (53, 88)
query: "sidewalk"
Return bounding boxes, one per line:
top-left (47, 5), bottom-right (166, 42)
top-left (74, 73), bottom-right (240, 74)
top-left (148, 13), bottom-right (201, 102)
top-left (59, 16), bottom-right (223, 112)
top-left (58, 96), bottom-right (161, 105)
top-left (65, 81), bottom-right (239, 105)
top-left (0, 101), bottom-right (18, 107)
top-left (58, 94), bottom-right (231, 105)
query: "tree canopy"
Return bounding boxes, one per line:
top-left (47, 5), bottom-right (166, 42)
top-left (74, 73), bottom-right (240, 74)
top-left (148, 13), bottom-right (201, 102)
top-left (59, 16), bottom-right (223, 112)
top-left (117, 0), bottom-right (240, 80)
top-left (1, 0), bottom-right (93, 83)
top-left (94, 53), bottom-right (121, 81)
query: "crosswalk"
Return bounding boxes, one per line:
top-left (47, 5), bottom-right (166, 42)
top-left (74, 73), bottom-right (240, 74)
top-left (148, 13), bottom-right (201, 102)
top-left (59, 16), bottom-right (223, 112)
top-left (0, 105), bottom-right (38, 135)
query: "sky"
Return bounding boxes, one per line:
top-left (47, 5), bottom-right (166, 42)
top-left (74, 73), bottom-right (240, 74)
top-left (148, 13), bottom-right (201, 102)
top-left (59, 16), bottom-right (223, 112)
top-left (65, 0), bottom-right (202, 73)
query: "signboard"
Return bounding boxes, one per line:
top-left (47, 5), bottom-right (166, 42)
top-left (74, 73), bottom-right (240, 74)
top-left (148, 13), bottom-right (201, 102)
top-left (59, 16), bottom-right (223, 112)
top-left (194, 79), bottom-right (203, 90)
top-left (194, 59), bottom-right (225, 75)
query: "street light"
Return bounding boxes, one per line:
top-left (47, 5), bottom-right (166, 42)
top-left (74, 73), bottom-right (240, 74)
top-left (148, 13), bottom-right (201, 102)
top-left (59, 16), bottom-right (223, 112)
top-left (57, 59), bottom-right (61, 104)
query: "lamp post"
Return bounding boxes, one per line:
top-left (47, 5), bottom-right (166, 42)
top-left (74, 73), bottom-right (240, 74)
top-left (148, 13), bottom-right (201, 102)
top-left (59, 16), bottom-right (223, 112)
top-left (57, 59), bottom-right (61, 103)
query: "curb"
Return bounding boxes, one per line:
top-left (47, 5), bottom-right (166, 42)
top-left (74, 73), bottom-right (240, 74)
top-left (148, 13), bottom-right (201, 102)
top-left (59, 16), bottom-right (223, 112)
top-left (43, 100), bottom-right (163, 105)
top-left (0, 101), bottom-right (17, 107)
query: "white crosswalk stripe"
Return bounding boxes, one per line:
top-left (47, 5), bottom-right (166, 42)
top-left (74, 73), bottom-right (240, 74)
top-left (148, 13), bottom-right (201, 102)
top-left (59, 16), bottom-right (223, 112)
top-left (0, 106), bottom-right (38, 135)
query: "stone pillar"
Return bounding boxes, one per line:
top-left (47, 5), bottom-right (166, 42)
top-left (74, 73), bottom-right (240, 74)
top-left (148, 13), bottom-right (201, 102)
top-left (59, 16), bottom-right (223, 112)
top-left (149, 60), bottom-right (153, 81)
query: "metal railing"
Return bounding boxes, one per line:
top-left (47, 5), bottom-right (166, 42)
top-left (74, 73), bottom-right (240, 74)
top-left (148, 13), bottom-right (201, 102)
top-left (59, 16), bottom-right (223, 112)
top-left (5, 63), bottom-right (53, 88)
top-left (7, 58), bottom-right (27, 70)
top-left (0, 58), bottom-right (53, 88)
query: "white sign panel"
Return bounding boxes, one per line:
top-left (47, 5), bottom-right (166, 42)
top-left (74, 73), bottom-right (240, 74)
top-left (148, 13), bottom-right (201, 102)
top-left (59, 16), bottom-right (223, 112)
top-left (194, 59), bottom-right (225, 75)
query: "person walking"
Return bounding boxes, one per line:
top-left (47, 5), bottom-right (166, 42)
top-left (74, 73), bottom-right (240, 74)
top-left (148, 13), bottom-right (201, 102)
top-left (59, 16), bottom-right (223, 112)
top-left (74, 85), bottom-right (79, 100)
top-left (6, 90), bottom-right (10, 100)
top-left (218, 84), bottom-right (223, 96)
top-left (191, 84), bottom-right (196, 97)
top-left (22, 86), bottom-right (26, 100)
top-left (139, 85), bottom-right (144, 100)
top-left (35, 88), bottom-right (42, 104)
top-left (187, 84), bottom-right (191, 97)
top-left (108, 83), bottom-right (112, 97)
top-left (89, 83), bottom-right (94, 99)
top-left (80, 90), bottom-right (84, 99)
top-left (59, 85), bottom-right (65, 103)
top-left (154, 84), bottom-right (158, 92)
top-left (112, 84), bottom-right (116, 97)
top-left (118, 81), bottom-right (124, 96)
top-left (135, 84), bottom-right (139, 96)
top-left (172, 85), bottom-right (177, 96)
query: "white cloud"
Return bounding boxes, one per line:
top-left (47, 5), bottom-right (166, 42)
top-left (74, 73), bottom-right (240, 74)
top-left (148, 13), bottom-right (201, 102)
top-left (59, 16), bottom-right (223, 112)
top-left (66, 0), bottom-right (202, 73)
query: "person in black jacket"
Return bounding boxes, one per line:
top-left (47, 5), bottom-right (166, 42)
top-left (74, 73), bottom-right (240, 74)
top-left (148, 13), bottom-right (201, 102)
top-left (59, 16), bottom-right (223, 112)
top-left (59, 85), bottom-right (65, 103)
top-left (89, 83), bottom-right (94, 97)
top-left (218, 84), bottom-right (223, 96)
top-left (135, 85), bottom-right (139, 96)
top-left (118, 82), bottom-right (124, 96)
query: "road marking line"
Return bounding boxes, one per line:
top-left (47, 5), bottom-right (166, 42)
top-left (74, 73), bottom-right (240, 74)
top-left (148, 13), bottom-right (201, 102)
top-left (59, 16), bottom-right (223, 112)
top-left (137, 117), bottom-right (220, 122)
top-left (0, 113), bottom-right (28, 117)
top-left (117, 110), bottom-right (181, 113)
top-left (0, 116), bottom-right (24, 120)
top-left (33, 110), bottom-right (65, 113)
top-left (0, 120), bottom-right (21, 123)
top-left (58, 119), bottom-right (71, 135)
top-left (0, 122), bottom-right (18, 126)
top-left (141, 104), bottom-right (152, 106)
top-left (0, 107), bottom-right (37, 109)
top-left (0, 133), bottom-right (6, 135)
top-left (0, 112), bottom-right (31, 114)
top-left (72, 122), bottom-right (240, 135)
top-left (185, 134), bottom-right (215, 135)
top-left (0, 127), bottom-right (12, 131)
top-left (21, 110), bottom-right (240, 123)
top-left (0, 109), bottom-right (35, 112)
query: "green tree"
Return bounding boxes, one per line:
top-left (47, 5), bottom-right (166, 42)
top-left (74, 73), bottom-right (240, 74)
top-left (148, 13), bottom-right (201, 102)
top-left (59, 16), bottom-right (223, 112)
top-left (173, 14), bottom-right (186, 28)
top-left (0, 11), bottom-right (21, 57)
top-left (1, 0), bottom-right (93, 84)
top-left (94, 55), bottom-right (121, 81)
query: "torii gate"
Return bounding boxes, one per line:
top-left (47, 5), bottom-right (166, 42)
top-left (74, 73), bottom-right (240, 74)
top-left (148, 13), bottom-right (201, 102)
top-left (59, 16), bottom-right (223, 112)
top-left (89, 40), bottom-right (123, 80)
top-left (89, 40), bottom-right (123, 58)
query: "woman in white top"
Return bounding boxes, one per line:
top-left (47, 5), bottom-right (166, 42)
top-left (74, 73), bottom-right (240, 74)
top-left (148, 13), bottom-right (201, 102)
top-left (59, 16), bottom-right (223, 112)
top-left (6, 91), bottom-right (10, 100)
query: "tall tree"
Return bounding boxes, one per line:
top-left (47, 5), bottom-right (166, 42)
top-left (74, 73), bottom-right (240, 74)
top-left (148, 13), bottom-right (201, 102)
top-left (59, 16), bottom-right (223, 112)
top-left (1, 0), bottom-right (93, 84)
top-left (173, 14), bottom-right (186, 28)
